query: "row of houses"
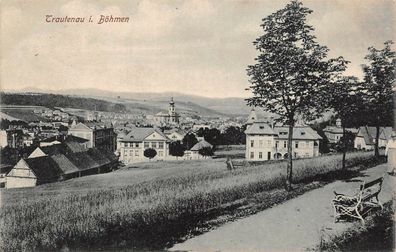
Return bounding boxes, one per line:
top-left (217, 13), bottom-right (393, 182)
top-left (4, 136), bottom-right (118, 189)
top-left (323, 119), bottom-right (392, 150)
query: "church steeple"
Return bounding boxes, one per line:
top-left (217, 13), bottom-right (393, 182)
top-left (168, 97), bottom-right (175, 115)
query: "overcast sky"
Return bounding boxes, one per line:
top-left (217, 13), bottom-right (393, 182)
top-left (1, 0), bottom-right (395, 98)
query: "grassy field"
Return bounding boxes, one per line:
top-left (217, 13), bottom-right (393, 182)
top-left (0, 152), bottom-right (379, 251)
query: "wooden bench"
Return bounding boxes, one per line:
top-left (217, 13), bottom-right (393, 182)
top-left (226, 157), bottom-right (244, 170)
top-left (332, 176), bottom-right (384, 223)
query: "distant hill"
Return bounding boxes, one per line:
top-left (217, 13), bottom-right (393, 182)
top-left (7, 87), bottom-right (270, 117)
top-left (0, 93), bottom-right (127, 113)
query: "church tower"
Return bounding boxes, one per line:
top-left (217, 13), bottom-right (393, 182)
top-left (168, 97), bottom-right (175, 116)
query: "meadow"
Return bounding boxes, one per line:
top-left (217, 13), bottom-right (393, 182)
top-left (0, 151), bottom-right (379, 251)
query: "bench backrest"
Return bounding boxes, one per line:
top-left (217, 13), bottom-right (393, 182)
top-left (360, 177), bottom-right (383, 192)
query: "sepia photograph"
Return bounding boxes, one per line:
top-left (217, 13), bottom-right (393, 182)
top-left (0, 0), bottom-right (395, 251)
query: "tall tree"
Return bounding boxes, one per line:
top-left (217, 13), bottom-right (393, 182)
top-left (327, 76), bottom-right (363, 169)
top-left (169, 140), bottom-right (185, 159)
top-left (246, 0), bottom-right (347, 190)
top-left (182, 133), bottom-right (198, 150)
top-left (361, 41), bottom-right (395, 158)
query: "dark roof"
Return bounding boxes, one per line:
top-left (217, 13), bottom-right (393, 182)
top-left (40, 144), bottom-right (67, 156)
top-left (64, 141), bottom-right (87, 153)
top-left (64, 135), bottom-right (89, 143)
top-left (51, 154), bottom-right (80, 174)
top-left (24, 156), bottom-right (62, 182)
top-left (64, 148), bottom-right (117, 172)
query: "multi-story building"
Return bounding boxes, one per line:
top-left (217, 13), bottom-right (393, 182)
top-left (117, 127), bottom-right (171, 164)
top-left (68, 122), bottom-right (116, 152)
top-left (245, 122), bottom-right (322, 161)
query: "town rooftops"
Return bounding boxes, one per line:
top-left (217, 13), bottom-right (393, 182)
top-left (119, 127), bottom-right (169, 142)
top-left (190, 140), bottom-right (213, 151)
top-left (356, 126), bottom-right (392, 145)
top-left (244, 122), bottom-right (277, 135)
top-left (323, 126), bottom-right (358, 134)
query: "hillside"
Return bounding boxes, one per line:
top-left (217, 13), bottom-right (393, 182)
top-left (7, 88), bottom-right (270, 117)
top-left (1, 92), bottom-right (127, 113)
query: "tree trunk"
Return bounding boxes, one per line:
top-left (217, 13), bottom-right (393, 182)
top-left (374, 124), bottom-right (380, 158)
top-left (286, 124), bottom-right (294, 191)
top-left (342, 126), bottom-right (346, 170)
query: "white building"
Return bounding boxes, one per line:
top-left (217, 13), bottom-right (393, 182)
top-left (164, 128), bottom-right (186, 142)
top-left (354, 126), bottom-right (392, 150)
top-left (117, 127), bottom-right (171, 164)
top-left (323, 119), bottom-right (358, 143)
top-left (245, 122), bottom-right (321, 161)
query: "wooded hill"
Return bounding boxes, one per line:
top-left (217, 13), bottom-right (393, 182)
top-left (0, 92), bottom-right (127, 113)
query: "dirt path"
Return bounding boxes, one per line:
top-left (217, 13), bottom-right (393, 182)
top-left (170, 164), bottom-right (395, 252)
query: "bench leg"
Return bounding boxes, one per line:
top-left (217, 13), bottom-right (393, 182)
top-left (376, 195), bottom-right (383, 210)
top-left (355, 207), bottom-right (364, 224)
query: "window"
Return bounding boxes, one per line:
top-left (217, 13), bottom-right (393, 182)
top-left (135, 150), bottom-right (139, 156)
top-left (259, 152), bottom-right (262, 159)
top-left (300, 142), bottom-right (305, 148)
top-left (275, 141), bottom-right (279, 148)
top-left (250, 152), bottom-right (254, 159)
top-left (284, 141), bottom-right (287, 148)
top-left (314, 141), bottom-right (318, 146)
top-left (159, 142), bottom-right (164, 148)
top-left (250, 140), bottom-right (254, 147)
top-left (144, 142), bottom-right (149, 148)
top-left (259, 140), bottom-right (263, 147)
top-left (130, 150), bottom-right (133, 156)
top-left (124, 149), bottom-right (128, 156)
top-left (267, 140), bottom-right (271, 146)
top-left (295, 141), bottom-right (299, 148)
top-left (159, 151), bottom-right (163, 157)
top-left (136, 143), bottom-right (139, 148)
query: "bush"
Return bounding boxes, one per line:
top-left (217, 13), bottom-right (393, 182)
top-left (198, 147), bottom-right (214, 157)
top-left (144, 148), bottom-right (157, 160)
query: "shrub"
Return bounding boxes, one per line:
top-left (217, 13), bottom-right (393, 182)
top-left (144, 148), bottom-right (157, 160)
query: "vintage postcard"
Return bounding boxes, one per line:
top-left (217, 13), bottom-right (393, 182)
top-left (0, 0), bottom-right (395, 251)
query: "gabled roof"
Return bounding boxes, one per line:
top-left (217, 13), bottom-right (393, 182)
top-left (190, 140), bottom-right (213, 151)
top-left (244, 122), bottom-right (277, 135)
top-left (120, 127), bottom-right (169, 142)
top-left (24, 156), bottom-right (62, 181)
top-left (246, 109), bottom-right (258, 125)
top-left (51, 154), bottom-right (80, 174)
top-left (356, 126), bottom-right (391, 145)
top-left (274, 126), bottom-right (322, 140)
top-left (164, 128), bottom-right (186, 136)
